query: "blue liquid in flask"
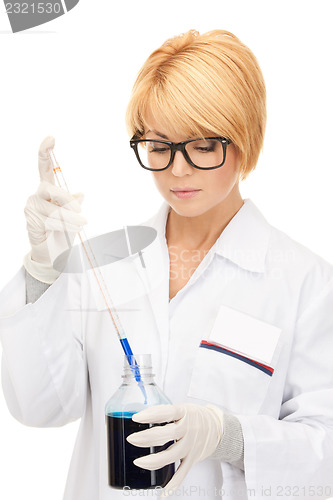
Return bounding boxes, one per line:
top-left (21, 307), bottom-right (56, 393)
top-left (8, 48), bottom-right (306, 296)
top-left (106, 412), bottom-right (175, 489)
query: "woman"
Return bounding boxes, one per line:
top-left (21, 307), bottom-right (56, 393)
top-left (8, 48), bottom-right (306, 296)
top-left (1, 29), bottom-right (333, 500)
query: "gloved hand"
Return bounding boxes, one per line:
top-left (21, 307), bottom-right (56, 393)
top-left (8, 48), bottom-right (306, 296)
top-left (126, 402), bottom-right (224, 496)
top-left (23, 136), bottom-right (87, 284)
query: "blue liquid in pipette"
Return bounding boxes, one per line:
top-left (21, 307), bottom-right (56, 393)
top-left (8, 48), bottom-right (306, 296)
top-left (120, 338), bottom-right (147, 404)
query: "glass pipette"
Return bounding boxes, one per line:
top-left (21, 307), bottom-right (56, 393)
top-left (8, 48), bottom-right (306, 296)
top-left (46, 147), bottom-right (147, 402)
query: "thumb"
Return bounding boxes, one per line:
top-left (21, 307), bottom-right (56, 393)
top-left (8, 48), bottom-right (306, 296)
top-left (38, 136), bottom-right (55, 184)
top-left (161, 458), bottom-right (192, 497)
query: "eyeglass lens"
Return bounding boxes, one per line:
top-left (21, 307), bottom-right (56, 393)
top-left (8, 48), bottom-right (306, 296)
top-left (137, 139), bottom-right (224, 170)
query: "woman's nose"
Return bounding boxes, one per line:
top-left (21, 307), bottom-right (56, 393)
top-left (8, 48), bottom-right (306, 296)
top-left (170, 150), bottom-right (193, 176)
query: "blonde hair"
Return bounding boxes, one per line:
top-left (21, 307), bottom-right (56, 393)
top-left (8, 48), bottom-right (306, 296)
top-left (125, 29), bottom-right (266, 180)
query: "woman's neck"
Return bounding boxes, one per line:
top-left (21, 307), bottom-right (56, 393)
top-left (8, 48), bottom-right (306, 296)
top-left (165, 190), bottom-right (244, 249)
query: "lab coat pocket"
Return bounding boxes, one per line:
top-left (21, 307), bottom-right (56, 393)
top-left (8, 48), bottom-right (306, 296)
top-left (187, 305), bottom-right (282, 415)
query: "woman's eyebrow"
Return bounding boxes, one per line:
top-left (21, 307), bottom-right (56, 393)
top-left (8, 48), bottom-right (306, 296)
top-left (146, 129), bottom-right (193, 140)
top-left (146, 129), bottom-right (170, 140)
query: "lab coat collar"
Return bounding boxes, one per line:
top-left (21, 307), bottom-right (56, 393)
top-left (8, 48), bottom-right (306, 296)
top-left (214, 198), bottom-right (271, 273)
top-left (143, 198), bottom-right (271, 274)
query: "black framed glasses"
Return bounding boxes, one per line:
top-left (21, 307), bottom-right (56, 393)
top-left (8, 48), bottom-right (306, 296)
top-left (129, 136), bottom-right (232, 171)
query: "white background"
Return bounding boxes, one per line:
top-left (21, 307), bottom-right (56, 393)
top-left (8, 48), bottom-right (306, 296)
top-left (0, 1), bottom-right (333, 499)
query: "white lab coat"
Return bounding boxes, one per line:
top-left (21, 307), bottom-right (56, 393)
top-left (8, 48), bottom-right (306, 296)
top-left (1, 198), bottom-right (333, 500)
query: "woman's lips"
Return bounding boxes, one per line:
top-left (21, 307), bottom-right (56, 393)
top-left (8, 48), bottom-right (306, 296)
top-left (170, 189), bottom-right (201, 199)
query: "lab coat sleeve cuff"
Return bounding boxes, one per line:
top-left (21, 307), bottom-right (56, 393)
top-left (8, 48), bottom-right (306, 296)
top-left (210, 413), bottom-right (244, 470)
top-left (25, 269), bottom-right (51, 304)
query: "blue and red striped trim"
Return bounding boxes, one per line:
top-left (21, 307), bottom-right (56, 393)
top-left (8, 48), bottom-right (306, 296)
top-left (199, 340), bottom-right (274, 376)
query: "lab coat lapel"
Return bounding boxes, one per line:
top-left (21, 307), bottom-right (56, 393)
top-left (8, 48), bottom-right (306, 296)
top-left (131, 232), bottom-right (170, 381)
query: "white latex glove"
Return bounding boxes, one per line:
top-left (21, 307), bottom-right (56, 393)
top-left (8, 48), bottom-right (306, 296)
top-left (126, 403), bottom-right (224, 496)
top-left (23, 136), bottom-right (87, 284)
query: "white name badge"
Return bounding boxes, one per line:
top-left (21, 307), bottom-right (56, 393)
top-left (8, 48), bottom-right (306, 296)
top-left (208, 305), bottom-right (282, 366)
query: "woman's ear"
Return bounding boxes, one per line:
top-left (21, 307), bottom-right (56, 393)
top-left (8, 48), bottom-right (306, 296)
top-left (229, 144), bottom-right (243, 182)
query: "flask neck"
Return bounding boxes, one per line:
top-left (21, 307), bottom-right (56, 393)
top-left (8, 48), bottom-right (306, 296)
top-left (122, 364), bottom-right (155, 384)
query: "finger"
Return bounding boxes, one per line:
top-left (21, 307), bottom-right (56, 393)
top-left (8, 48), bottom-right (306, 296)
top-left (38, 136), bottom-right (55, 184)
top-left (25, 205), bottom-right (87, 235)
top-left (28, 196), bottom-right (87, 225)
top-left (72, 192), bottom-right (84, 206)
top-left (132, 404), bottom-right (185, 424)
top-left (133, 440), bottom-right (184, 470)
top-left (127, 422), bottom-right (182, 447)
top-left (45, 204), bottom-right (87, 230)
top-left (44, 212), bottom-right (87, 233)
top-left (37, 181), bottom-right (82, 212)
top-left (161, 457), bottom-right (193, 497)
top-left (27, 211), bottom-right (86, 235)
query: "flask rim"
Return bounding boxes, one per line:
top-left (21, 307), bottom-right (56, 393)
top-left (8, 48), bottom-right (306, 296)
top-left (123, 353), bottom-right (153, 370)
